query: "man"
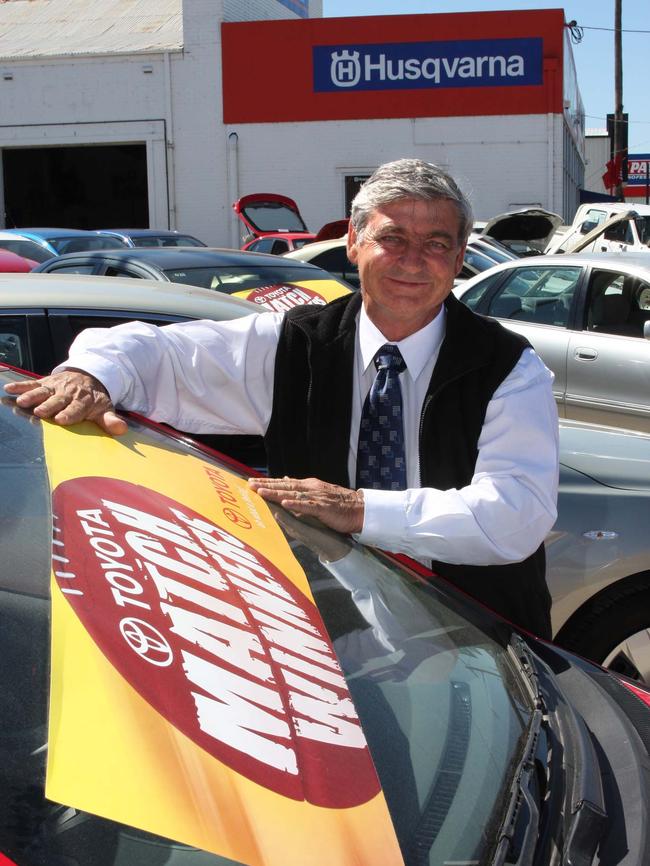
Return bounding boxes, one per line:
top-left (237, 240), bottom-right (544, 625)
top-left (5, 159), bottom-right (559, 636)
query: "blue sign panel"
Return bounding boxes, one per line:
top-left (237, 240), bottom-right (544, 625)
top-left (277, 0), bottom-right (308, 18)
top-left (313, 38), bottom-right (543, 92)
top-left (627, 154), bottom-right (650, 186)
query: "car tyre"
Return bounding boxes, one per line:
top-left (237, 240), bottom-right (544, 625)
top-left (554, 574), bottom-right (650, 683)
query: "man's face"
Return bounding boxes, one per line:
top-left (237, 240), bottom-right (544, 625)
top-left (347, 197), bottom-right (466, 339)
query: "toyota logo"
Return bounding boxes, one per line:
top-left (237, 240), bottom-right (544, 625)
top-left (120, 618), bottom-right (174, 667)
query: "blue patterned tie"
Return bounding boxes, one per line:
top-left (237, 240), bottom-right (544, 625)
top-left (356, 344), bottom-right (407, 491)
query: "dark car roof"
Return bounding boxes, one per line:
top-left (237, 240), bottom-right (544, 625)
top-left (35, 246), bottom-right (328, 270)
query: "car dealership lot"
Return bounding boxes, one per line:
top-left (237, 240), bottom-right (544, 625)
top-left (1, 363), bottom-right (650, 865)
top-left (1, 271), bottom-right (650, 682)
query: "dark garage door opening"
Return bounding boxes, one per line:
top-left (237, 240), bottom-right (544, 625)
top-left (3, 143), bottom-right (149, 229)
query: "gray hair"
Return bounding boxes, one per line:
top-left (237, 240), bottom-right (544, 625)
top-left (350, 158), bottom-right (473, 245)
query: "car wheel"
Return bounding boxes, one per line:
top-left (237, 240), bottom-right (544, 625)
top-left (554, 575), bottom-right (650, 684)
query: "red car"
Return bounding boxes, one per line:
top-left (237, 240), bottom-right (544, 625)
top-left (234, 192), bottom-right (348, 255)
top-left (0, 249), bottom-right (38, 272)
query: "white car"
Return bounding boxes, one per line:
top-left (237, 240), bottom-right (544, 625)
top-left (547, 202), bottom-right (650, 254)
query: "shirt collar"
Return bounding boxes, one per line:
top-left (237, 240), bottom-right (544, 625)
top-left (358, 302), bottom-right (446, 381)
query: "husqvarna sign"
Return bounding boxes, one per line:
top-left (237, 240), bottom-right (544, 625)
top-left (222, 10), bottom-right (564, 123)
top-left (313, 38), bottom-right (543, 92)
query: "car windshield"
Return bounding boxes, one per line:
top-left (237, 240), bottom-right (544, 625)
top-left (241, 202), bottom-right (307, 233)
top-left (50, 236), bottom-right (130, 254)
top-left (0, 368), bottom-right (534, 866)
top-left (162, 264), bottom-right (347, 293)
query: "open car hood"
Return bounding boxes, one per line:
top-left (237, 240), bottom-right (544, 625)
top-left (482, 208), bottom-right (564, 252)
top-left (314, 218), bottom-right (349, 242)
top-left (232, 193), bottom-right (310, 238)
top-left (551, 208), bottom-right (641, 254)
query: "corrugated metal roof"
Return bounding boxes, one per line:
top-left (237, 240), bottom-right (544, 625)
top-left (0, 0), bottom-right (183, 60)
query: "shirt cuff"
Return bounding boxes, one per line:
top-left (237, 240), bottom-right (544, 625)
top-left (53, 354), bottom-right (126, 407)
top-left (354, 488), bottom-right (409, 547)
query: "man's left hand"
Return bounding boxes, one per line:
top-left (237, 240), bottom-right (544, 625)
top-left (248, 476), bottom-right (364, 535)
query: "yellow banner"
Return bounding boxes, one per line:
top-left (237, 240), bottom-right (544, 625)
top-left (233, 278), bottom-right (351, 310)
top-left (43, 421), bottom-right (404, 865)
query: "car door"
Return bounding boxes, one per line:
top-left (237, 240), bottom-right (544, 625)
top-left (467, 264), bottom-right (584, 414)
top-left (566, 268), bottom-right (650, 431)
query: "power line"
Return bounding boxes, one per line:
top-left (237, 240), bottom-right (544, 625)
top-left (565, 20), bottom-right (650, 42)
top-left (585, 114), bottom-right (650, 126)
top-left (580, 25), bottom-right (650, 34)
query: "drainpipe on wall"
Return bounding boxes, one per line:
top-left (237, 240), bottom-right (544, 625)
top-left (228, 131), bottom-right (240, 249)
top-left (164, 51), bottom-right (177, 230)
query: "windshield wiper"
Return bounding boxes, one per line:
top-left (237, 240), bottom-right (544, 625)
top-left (489, 704), bottom-right (543, 865)
top-left (490, 636), bottom-right (607, 866)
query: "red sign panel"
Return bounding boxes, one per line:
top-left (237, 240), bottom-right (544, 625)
top-left (222, 10), bottom-right (564, 123)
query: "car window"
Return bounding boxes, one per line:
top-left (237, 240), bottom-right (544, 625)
top-left (308, 247), bottom-right (360, 288)
top-left (484, 266), bottom-right (581, 327)
top-left (51, 237), bottom-right (129, 254)
top-left (246, 238), bottom-right (275, 253)
top-left (242, 203), bottom-right (305, 232)
top-left (133, 235), bottom-right (205, 248)
top-left (604, 221), bottom-right (635, 244)
top-left (0, 240), bottom-right (52, 263)
top-left (457, 272), bottom-right (504, 310)
top-left (47, 311), bottom-right (193, 367)
top-left (463, 246), bottom-right (498, 276)
top-left (44, 263), bottom-right (96, 275)
top-left (584, 209), bottom-right (607, 225)
top-left (0, 316), bottom-right (28, 367)
top-left (270, 239), bottom-right (290, 255)
top-left (472, 241), bottom-right (513, 264)
top-left (587, 270), bottom-right (649, 337)
top-left (104, 267), bottom-right (140, 279)
top-left (636, 216), bottom-right (650, 246)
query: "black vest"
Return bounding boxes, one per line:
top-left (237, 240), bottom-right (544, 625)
top-left (264, 292), bottom-right (552, 639)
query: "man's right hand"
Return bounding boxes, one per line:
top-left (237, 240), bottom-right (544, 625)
top-left (3, 369), bottom-right (128, 435)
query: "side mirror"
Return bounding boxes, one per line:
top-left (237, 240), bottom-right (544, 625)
top-left (579, 220), bottom-right (599, 235)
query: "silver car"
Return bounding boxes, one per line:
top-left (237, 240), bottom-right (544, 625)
top-left (454, 251), bottom-right (650, 432)
top-left (550, 419), bottom-right (650, 682)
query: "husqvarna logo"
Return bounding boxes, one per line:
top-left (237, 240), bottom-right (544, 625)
top-left (330, 50), bottom-right (361, 87)
top-left (313, 37), bottom-right (543, 93)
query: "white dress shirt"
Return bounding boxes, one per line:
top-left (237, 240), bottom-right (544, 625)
top-left (58, 304), bottom-right (559, 567)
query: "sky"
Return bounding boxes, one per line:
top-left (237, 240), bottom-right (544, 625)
top-left (321, 1), bottom-right (649, 153)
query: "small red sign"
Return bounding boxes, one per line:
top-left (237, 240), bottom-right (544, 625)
top-left (51, 477), bottom-right (380, 808)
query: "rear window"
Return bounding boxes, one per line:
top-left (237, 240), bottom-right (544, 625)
top-left (132, 235), bottom-right (206, 248)
top-left (162, 264), bottom-right (343, 293)
top-left (51, 237), bottom-right (130, 254)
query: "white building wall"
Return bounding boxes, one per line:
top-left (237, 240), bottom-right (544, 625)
top-left (584, 134), bottom-right (610, 195)
top-left (224, 113), bottom-right (560, 242)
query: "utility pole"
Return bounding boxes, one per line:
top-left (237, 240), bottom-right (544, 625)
top-left (613, 0), bottom-right (625, 199)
